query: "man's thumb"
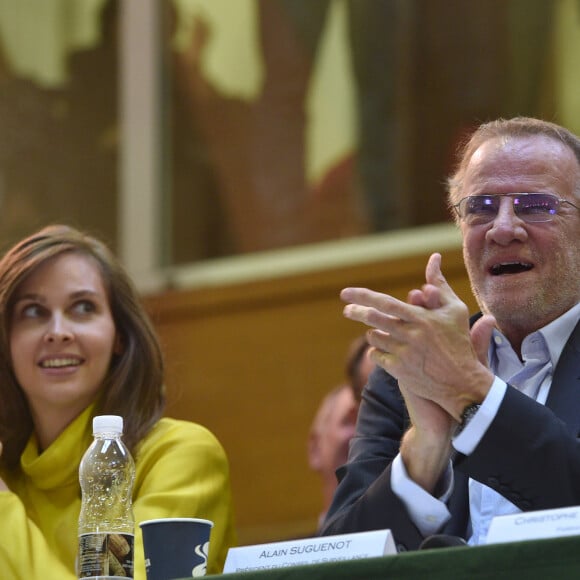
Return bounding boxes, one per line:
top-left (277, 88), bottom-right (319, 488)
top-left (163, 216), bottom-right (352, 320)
top-left (470, 314), bottom-right (496, 366)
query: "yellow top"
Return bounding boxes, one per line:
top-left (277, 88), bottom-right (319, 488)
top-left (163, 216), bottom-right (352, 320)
top-left (0, 405), bottom-right (237, 578)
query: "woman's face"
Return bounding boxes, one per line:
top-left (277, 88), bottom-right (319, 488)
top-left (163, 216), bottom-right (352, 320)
top-left (9, 252), bottom-right (119, 426)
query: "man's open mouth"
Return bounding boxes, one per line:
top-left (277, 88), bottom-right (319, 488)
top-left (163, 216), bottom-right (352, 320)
top-left (490, 262), bottom-right (534, 276)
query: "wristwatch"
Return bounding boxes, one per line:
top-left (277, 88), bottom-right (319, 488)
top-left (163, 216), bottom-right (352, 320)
top-left (455, 402), bottom-right (481, 436)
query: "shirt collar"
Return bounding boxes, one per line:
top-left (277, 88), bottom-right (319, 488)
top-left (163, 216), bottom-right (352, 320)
top-left (21, 403), bottom-right (95, 489)
top-left (490, 301), bottom-right (580, 369)
top-left (541, 301), bottom-right (580, 369)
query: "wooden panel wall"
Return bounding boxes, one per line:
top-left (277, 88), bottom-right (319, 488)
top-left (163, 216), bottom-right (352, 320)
top-left (142, 242), bottom-right (478, 545)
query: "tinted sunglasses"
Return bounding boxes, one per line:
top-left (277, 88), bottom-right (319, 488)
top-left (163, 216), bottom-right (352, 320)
top-left (452, 193), bottom-right (580, 225)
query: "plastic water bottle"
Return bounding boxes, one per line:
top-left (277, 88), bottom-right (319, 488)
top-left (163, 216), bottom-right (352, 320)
top-left (78, 415), bottom-right (136, 579)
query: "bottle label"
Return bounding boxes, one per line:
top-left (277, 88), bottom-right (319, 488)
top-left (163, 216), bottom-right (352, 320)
top-left (78, 532), bottom-right (134, 579)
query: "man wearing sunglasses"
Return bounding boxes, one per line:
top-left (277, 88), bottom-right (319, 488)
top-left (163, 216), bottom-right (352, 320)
top-left (321, 117), bottom-right (580, 550)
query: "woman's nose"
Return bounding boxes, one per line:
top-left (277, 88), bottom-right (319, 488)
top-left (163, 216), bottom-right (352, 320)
top-left (44, 316), bottom-right (73, 343)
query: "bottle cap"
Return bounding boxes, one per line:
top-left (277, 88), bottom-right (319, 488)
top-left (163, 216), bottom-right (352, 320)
top-left (93, 415), bottom-right (124, 434)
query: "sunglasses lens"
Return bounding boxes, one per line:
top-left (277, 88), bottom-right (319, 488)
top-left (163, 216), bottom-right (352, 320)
top-left (515, 194), bottom-right (558, 221)
top-left (462, 196), bottom-right (498, 223)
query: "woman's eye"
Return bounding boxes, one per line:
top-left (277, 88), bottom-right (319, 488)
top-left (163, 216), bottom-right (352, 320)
top-left (21, 304), bottom-right (44, 318)
top-left (73, 300), bottom-right (96, 315)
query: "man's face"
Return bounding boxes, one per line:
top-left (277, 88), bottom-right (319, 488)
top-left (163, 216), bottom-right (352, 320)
top-left (309, 386), bottom-right (358, 477)
top-left (457, 135), bottom-right (580, 333)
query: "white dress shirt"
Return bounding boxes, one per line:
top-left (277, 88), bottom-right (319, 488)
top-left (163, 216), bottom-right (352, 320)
top-left (391, 302), bottom-right (580, 543)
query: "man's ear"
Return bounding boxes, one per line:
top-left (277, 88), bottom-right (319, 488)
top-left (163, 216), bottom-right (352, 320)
top-left (308, 431), bottom-right (322, 472)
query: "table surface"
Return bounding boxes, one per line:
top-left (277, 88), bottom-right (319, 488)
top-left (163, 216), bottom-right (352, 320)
top-left (209, 535), bottom-right (580, 579)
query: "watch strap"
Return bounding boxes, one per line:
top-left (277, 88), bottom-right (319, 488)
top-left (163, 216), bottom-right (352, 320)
top-left (455, 401), bottom-right (481, 436)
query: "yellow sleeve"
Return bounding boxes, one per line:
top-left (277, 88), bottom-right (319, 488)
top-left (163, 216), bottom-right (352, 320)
top-left (0, 492), bottom-right (75, 580)
top-left (132, 419), bottom-right (237, 577)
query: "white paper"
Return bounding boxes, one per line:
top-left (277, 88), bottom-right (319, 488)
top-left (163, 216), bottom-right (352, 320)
top-left (223, 529), bottom-right (396, 574)
top-left (487, 505), bottom-right (580, 544)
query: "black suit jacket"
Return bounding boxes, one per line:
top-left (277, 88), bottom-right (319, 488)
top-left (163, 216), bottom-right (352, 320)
top-left (320, 319), bottom-right (580, 551)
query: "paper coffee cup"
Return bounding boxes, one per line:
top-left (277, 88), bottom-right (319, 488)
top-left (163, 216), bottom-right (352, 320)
top-left (140, 517), bottom-right (214, 579)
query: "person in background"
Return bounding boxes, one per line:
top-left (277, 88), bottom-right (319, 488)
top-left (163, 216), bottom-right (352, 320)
top-left (344, 335), bottom-right (374, 402)
top-left (308, 336), bottom-right (372, 529)
top-left (0, 225), bottom-right (237, 578)
top-left (321, 117), bottom-right (580, 549)
top-left (308, 384), bottom-right (357, 530)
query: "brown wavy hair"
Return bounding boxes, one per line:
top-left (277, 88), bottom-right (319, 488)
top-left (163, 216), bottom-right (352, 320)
top-left (0, 225), bottom-right (165, 468)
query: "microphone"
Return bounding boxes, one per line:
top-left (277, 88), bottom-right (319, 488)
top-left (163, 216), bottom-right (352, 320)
top-left (419, 534), bottom-right (468, 550)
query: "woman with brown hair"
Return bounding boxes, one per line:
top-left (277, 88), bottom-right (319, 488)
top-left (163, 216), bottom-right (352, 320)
top-left (0, 224), bottom-right (236, 578)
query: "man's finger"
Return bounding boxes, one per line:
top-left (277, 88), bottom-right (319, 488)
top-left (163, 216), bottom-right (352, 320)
top-left (425, 253), bottom-right (444, 286)
top-left (425, 253), bottom-right (460, 305)
top-left (341, 287), bottom-right (419, 323)
top-left (408, 286), bottom-right (441, 310)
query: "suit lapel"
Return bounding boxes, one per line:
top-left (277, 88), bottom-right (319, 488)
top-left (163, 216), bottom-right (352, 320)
top-left (545, 320), bottom-right (580, 436)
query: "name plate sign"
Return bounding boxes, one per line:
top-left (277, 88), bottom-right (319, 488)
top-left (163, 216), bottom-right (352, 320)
top-left (223, 529), bottom-right (396, 574)
top-left (487, 505), bottom-right (580, 545)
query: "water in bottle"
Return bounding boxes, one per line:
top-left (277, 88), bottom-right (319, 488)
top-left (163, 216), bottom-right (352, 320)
top-left (78, 415), bottom-right (136, 579)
